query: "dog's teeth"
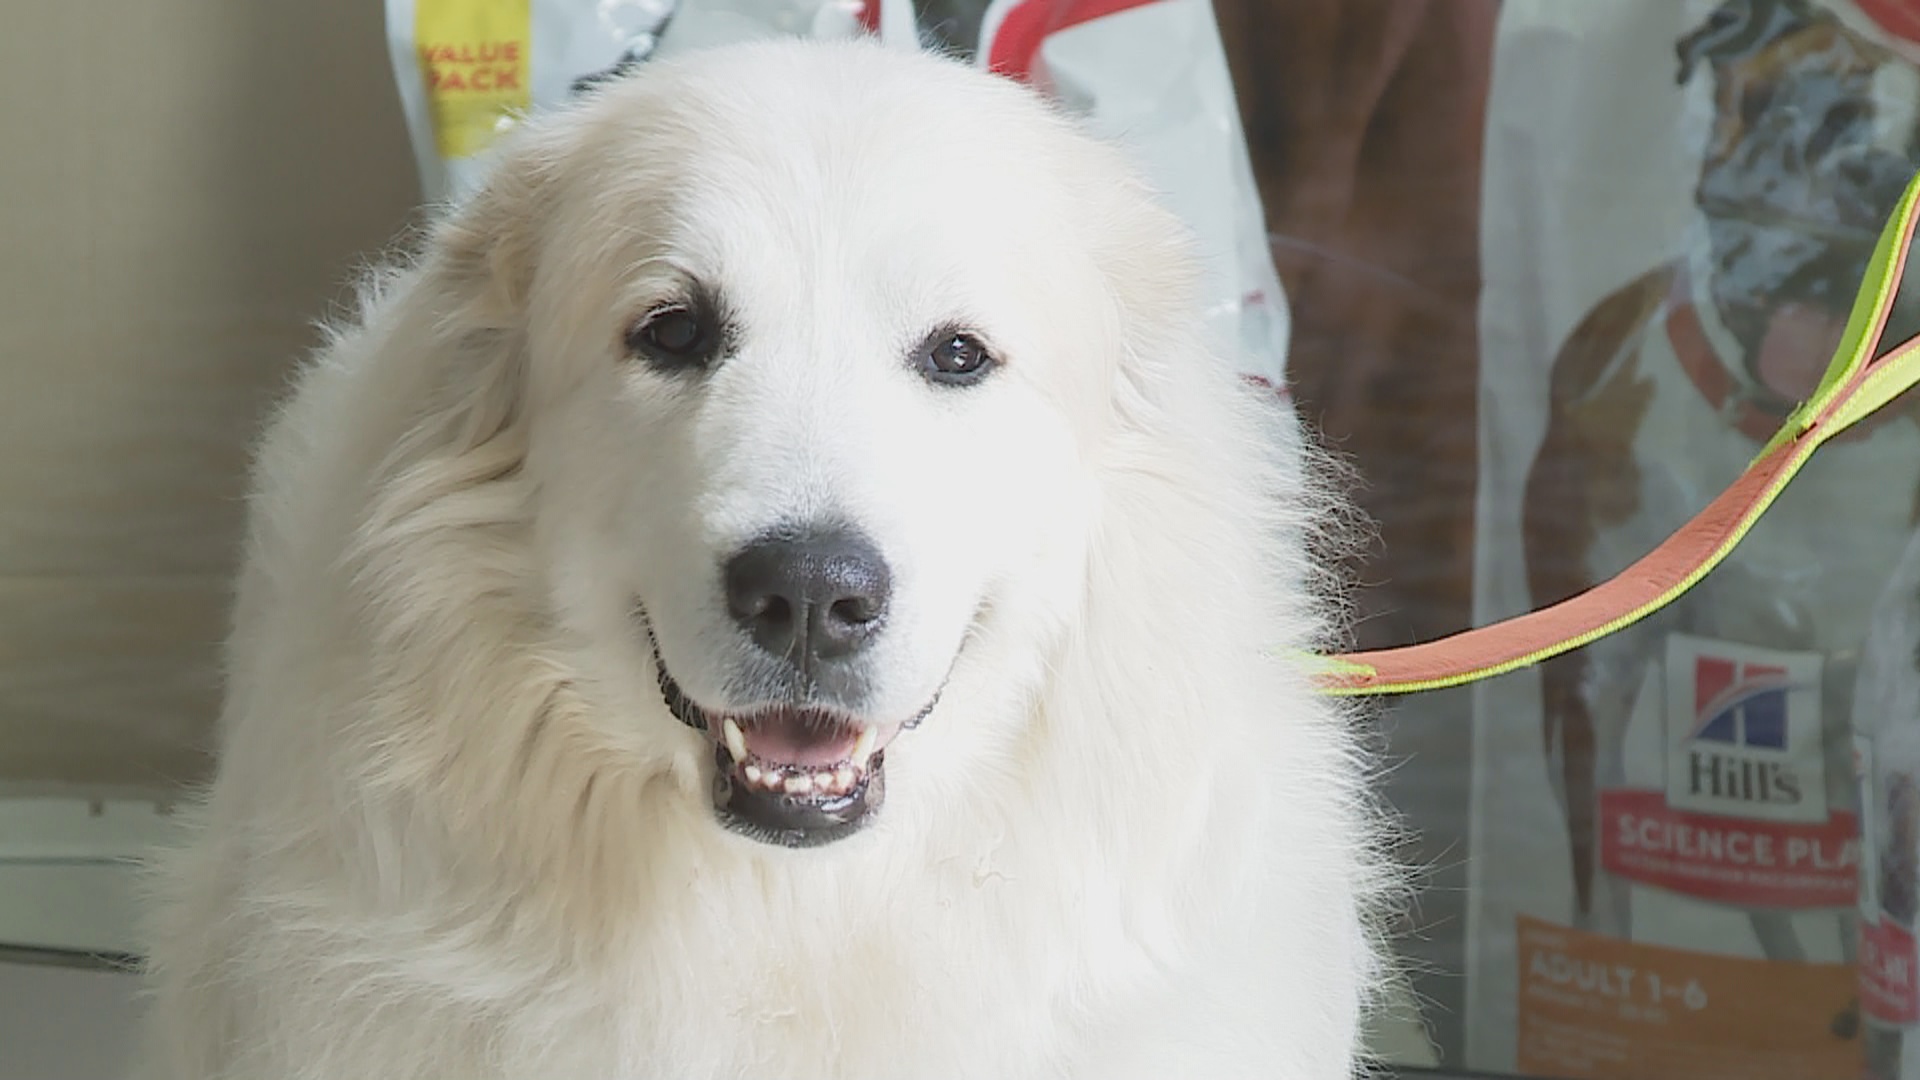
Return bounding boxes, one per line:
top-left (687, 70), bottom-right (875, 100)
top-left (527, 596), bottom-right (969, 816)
top-left (852, 726), bottom-right (877, 767)
top-left (785, 773), bottom-right (814, 796)
top-left (723, 718), bottom-right (747, 761)
top-left (744, 764), bottom-right (762, 784)
top-left (834, 766), bottom-right (854, 791)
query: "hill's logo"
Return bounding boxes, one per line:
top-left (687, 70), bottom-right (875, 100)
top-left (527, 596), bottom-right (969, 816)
top-left (1665, 636), bottom-right (1826, 824)
top-left (1686, 657), bottom-right (1800, 803)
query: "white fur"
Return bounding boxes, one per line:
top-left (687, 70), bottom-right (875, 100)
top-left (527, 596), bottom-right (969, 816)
top-left (139, 41), bottom-right (1390, 1080)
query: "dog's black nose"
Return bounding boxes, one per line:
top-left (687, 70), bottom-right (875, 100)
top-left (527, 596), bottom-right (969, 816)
top-left (724, 528), bottom-right (891, 668)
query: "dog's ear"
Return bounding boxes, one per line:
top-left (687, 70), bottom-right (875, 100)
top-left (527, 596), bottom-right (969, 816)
top-left (1676, 0), bottom-right (1822, 84)
top-left (1085, 170), bottom-right (1212, 419)
top-left (426, 126), bottom-right (568, 328)
top-left (359, 128), bottom-right (576, 508)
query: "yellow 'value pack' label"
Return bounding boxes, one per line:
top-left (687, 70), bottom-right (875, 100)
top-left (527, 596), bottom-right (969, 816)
top-left (414, 0), bottom-right (533, 160)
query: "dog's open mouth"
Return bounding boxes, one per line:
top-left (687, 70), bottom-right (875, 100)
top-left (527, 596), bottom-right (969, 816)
top-left (708, 706), bottom-right (896, 847)
top-left (716, 708), bottom-right (890, 799)
top-left (656, 661), bottom-right (935, 848)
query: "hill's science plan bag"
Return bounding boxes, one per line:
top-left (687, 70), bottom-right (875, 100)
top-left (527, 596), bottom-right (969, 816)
top-left (1471, 1), bottom-right (1920, 1077)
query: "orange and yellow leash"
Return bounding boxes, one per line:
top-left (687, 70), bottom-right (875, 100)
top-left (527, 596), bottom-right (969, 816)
top-left (1299, 169), bottom-right (1920, 698)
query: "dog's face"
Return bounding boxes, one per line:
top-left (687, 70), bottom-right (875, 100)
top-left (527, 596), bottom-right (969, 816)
top-left (466, 45), bottom-right (1163, 848)
top-left (1680, 0), bottom-right (1920, 391)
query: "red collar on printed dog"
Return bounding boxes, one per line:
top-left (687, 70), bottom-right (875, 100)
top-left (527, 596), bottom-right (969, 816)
top-left (1303, 168), bottom-right (1920, 698)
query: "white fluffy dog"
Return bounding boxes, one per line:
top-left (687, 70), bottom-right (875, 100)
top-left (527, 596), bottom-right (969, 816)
top-left (140, 40), bottom-right (1390, 1080)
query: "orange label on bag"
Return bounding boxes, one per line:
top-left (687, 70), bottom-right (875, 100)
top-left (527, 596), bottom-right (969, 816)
top-left (414, 0), bottom-right (533, 159)
top-left (1513, 915), bottom-right (1858, 1080)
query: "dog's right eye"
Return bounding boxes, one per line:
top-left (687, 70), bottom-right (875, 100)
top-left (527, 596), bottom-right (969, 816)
top-left (626, 306), bottom-right (719, 370)
top-left (913, 328), bottom-right (999, 387)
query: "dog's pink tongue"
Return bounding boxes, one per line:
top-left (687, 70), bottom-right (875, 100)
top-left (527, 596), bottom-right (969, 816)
top-left (1756, 302), bottom-right (1847, 405)
top-left (745, 719), bottom-right (858, 768)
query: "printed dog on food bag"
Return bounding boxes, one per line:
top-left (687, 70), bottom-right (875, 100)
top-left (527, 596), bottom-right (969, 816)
top-left (137, 40), bottom-right (1392, 1080)
top-left (1522, 0), bottom-right (1920, 1039)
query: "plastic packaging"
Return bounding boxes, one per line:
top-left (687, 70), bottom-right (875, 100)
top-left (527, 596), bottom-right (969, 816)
top-left (383, 0), bottom-right (1291, 388)
top-left (1853, 529), bottom-right (1920, 1080)
top-left (1468, 1), bottom-right (1920, 1076)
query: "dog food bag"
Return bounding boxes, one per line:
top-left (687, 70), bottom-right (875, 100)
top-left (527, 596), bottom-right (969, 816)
top-left (383, 0), bottom-right (1292, 388)
top-left (1467, 1), bottom-right (1920, 1077)
top-left (1853, 528), bottom-right (1920, 1080)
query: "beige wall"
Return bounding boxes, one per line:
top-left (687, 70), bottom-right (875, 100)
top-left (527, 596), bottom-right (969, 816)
top-left (0, 2), bottom-right (422, 792)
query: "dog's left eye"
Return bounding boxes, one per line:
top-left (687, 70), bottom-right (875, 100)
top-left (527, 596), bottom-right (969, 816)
top-left (915, 330), bottom-right (997, 387)
top-left (627, 306), bottom-right (719, 370)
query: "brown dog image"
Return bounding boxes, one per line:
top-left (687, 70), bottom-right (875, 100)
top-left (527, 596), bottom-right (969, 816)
top-left (1522, 0), bottom-right (1920, 1040)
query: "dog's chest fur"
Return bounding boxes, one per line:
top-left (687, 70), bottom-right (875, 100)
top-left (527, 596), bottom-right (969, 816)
top-left (419, 795), bottom-right (1226, 1079)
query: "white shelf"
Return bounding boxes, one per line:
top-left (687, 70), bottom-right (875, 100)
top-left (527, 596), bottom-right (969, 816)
top-left (0, 796), bottom-right (181, 957)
